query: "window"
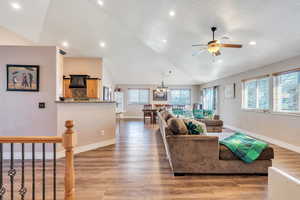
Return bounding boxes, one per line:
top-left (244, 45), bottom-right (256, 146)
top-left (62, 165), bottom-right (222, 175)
top-left (243, 76), bottom-right (270, 110)
top-left (128, 88), bottom-right (149, 104)
top-left (274, 70), bottom-right (300, 113)
top-left (203, 87), bottom-right (218, 111)
top-left (169, 89), bottom-right (191, 105)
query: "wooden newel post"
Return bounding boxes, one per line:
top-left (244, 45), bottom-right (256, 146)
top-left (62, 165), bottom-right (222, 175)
top-left (63, 120), bottom-right (77, 200)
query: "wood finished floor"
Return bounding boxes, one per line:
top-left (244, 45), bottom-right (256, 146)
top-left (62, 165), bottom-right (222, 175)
top-left (2, 119), bottom-right (300, 199)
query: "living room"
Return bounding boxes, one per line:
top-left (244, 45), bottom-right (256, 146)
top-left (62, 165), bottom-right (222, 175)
top-left (0, 0), bottom-right (300, 200)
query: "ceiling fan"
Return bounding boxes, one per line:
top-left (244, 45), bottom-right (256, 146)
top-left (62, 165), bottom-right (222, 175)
top-left (192, 27), bottom-right (242, 56)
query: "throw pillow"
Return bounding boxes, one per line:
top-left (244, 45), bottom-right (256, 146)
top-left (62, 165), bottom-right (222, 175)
top-left (167, 118), bottom-right (189, 135)
top-left (183, 119), bottom-right (207, 135)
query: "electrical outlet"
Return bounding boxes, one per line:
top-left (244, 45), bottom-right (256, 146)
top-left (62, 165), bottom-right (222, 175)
top-left (100, 130), bottom-right (105, 136)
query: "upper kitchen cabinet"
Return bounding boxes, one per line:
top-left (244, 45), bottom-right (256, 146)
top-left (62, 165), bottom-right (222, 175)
top-left (62, 57), bottom-right (103, 100)
top-left (63, 77), bottom-right (101, 99)
top-left (63, 78), bottom-right (72, 98)
top-left (86, 79), bottom-right (100, 98)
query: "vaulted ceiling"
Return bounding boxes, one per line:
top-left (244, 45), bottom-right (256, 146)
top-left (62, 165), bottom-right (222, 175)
top-left (1, 0), bottom-right (300, 84)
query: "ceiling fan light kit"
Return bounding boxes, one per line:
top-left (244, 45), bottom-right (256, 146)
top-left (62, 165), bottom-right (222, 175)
top-left (207, 40), bottom-right (221, 54)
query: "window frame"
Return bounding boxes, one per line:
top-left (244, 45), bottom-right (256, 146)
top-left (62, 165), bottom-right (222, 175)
top-left (127, 88), bottom-right (150, 105)
top-left (273, 69), bottom-right (300, 114)
top-left (242, 75), bottom-right (271, 111)
top-left (169, 88), bottom-right (192, 105)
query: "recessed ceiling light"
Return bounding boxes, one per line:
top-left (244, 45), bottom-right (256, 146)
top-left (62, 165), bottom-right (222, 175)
top-left (10, 2), bottom-right (22, 10)
top-left (249, 41), bottom-right (257, 45)
top-left (217, 60), bottom-right (223, 64)
top-left (61, 41), bottom-right (69, 48)
top-left (97, 0), bottom-right (104, 6)
top-left (162, 39), bottom-right (167, 43)
top-left (169, 10), bottom-right (176, 17)
top-left (99, 41), bottom-right (106, 48)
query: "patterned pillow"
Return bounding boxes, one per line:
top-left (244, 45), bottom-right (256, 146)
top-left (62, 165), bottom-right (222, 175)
top-left (167, 118), bottom-right (189, 135)
top-left (183, 119), bottom-right (207, 135)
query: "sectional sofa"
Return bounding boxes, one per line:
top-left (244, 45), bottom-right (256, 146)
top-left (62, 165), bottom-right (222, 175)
top-left (157, 111), bottom-right (274, 175)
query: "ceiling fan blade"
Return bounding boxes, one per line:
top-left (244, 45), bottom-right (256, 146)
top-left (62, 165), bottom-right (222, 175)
top-left (192, 49), bottom-right (207, 56)
top-left (218, 43), bottom-right (242, 48)
top-left (220, 35), bottom-right (230, 40)
top-left (192, 44), bottom-right (207, 47)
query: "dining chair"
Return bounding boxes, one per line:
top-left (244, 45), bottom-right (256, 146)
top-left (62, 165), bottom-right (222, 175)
top-left (143, 104), bottom-right (152, 124)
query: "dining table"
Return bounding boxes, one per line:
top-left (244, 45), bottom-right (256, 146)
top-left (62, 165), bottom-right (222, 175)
top-left (142, 108), bottom-right (158, 124)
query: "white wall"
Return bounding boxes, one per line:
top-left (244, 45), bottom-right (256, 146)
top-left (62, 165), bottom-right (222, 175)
top-left (0, 26), bottom-right (33, 45)
top-left (57, 102), bottom-right (116, 151)
top-left (0, 46), bottom-right (116, 156)
top-left (102, 65), bottom-right (115, 89)
top-left (102, 59), bottom-right (114, 88)
top-left (116, 84), bottom-right (200, 117)
top-left (102, 64), bottom-right (115, 101)
top-left (0, 46), bottom-right (58, 138)
top-left (63, 57), bottom-right (102, 78)
top-left (268, 167), bottom-right (300, 200)
top-left (200, 55), bottom-right (300, 148)
top-left (56, 51), bottom-right (64, 99)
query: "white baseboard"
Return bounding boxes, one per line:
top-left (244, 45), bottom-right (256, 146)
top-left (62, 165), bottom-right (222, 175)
top-left (224, 125), bottom-right (300, 154)
top-left (70, 138), bottom-right (116, 156)
top-left (3, 138), bottom-right (116, 160)
top-left (3, 152), bottom-right (55, 160)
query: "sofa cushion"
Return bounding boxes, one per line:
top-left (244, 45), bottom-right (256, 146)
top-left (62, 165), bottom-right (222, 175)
top-left (167, 118), bottom-right (188, 135)
top-left (199, 119), bottom-right (223, 126)
top-left (219, 144), bottom-right (274, 160)
top-left (183, 119), bottom-right (207, 135)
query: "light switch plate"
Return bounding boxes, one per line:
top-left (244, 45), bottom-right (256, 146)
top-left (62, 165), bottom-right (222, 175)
top-left (39, 102), bottom-right (46, 109)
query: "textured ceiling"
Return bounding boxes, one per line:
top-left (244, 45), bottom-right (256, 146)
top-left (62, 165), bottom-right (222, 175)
top-left (1, 0), bottom-right (300, 84)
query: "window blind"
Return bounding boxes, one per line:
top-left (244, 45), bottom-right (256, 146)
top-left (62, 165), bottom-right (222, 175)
top-left (242, 76), bottom-right (270, 110)
top-left (274, 70), bottom-right (300, 113)
top-left (128, 88), bottom-right (149, 104)
top-left (169, 89), bottom-right (191, 105)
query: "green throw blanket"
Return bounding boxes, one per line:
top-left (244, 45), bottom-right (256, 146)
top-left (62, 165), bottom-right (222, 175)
top-left (220, 132), bottom-right (268, 163)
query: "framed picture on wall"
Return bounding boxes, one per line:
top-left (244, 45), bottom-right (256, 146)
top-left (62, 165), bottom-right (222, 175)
top-left (7, 65), bottom-right (40, 92)
top-left (224, 83), bottom-right (235, 99)
top-left (153, 90), bottom-right (168, 101)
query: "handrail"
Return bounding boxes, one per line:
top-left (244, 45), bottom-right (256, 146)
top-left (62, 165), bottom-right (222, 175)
top-left (0, 136), bottom-right (63, 143)
top-left (0, 120), bottom-right (76, 200)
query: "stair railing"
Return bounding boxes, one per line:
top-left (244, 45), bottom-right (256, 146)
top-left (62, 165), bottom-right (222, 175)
top-left (0, 120), bottom-right (76, 200)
